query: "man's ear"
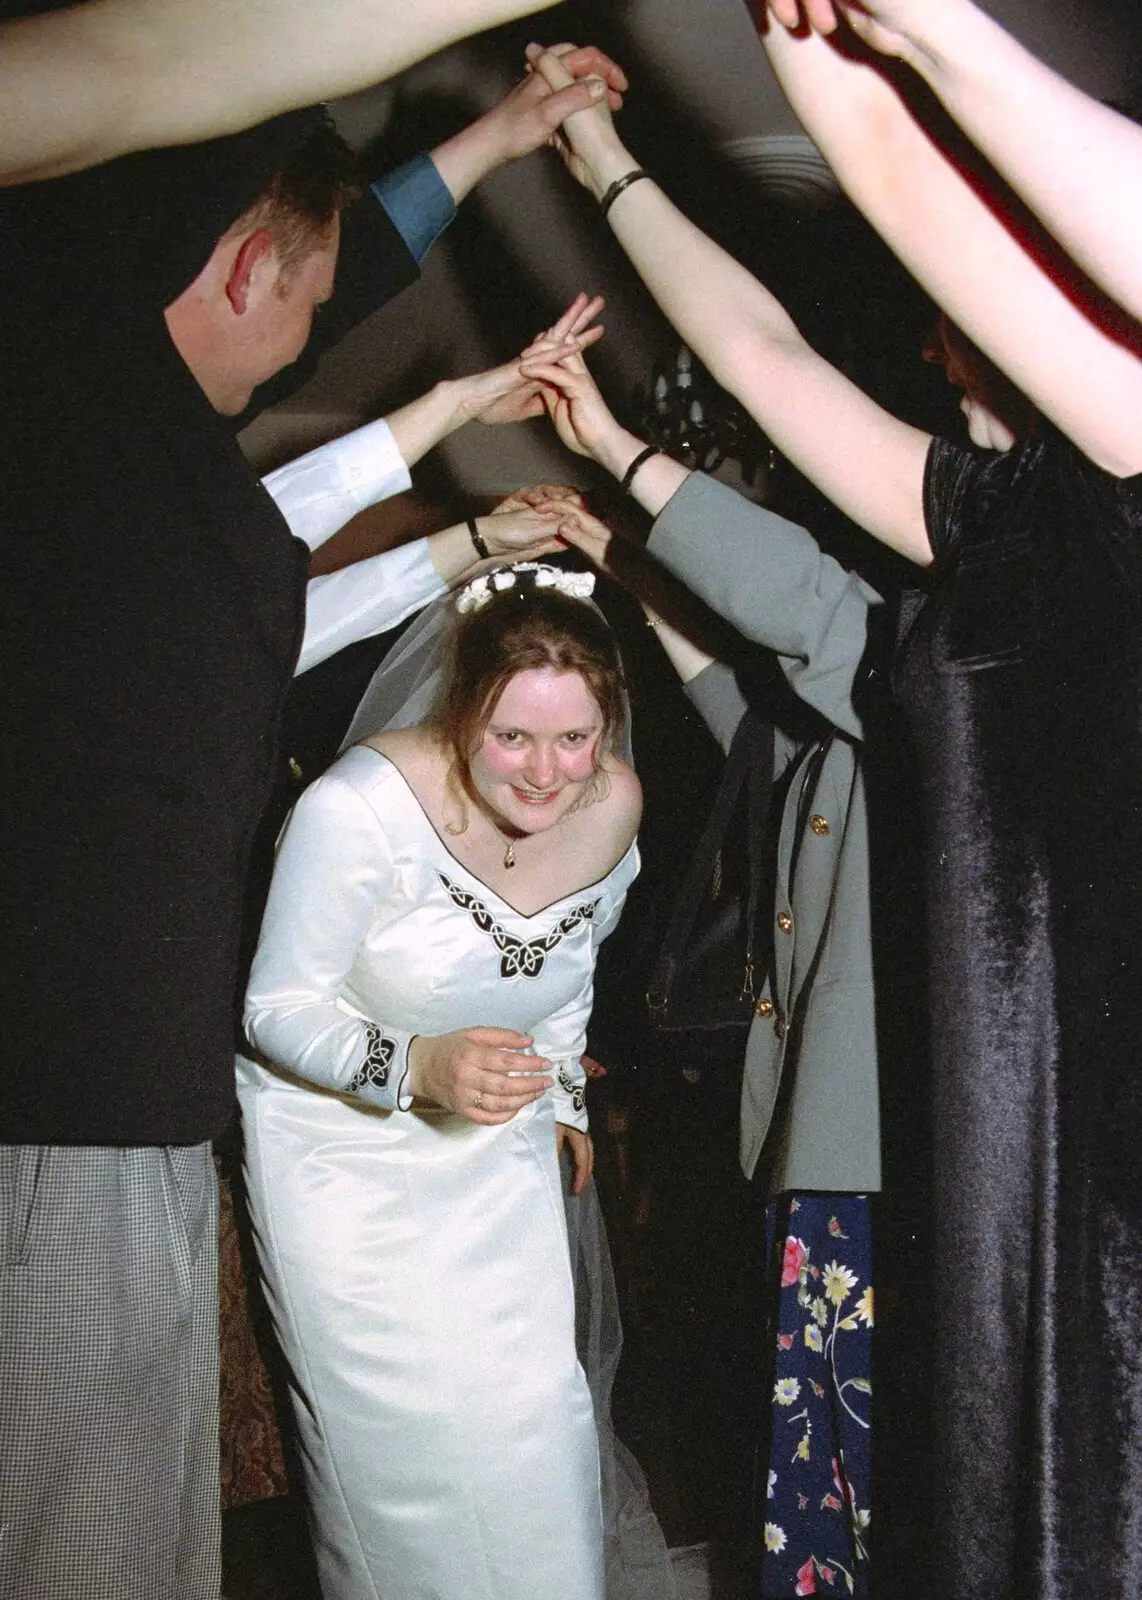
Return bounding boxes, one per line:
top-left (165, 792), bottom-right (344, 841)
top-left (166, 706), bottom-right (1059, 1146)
top-left (225, 229), bottom-right (274, 315)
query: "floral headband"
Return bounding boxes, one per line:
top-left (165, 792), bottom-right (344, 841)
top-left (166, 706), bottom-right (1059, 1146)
top-left (455, 562), bottom-right (596, 615)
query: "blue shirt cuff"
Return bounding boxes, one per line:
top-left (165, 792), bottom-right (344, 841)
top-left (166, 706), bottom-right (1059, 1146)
top-left (371, 153), bottom-right (457, 265)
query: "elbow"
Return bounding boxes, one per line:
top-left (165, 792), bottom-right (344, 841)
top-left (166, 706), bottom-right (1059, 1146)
top-left (705, 324), bottom-right (808, 424)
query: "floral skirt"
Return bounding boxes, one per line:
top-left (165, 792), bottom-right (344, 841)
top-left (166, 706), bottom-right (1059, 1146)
top-left (757, 1194), bottom-right (872, 1598)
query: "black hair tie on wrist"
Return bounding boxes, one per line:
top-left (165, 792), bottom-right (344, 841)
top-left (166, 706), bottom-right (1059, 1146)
top-left (599, 169), bottom-right (651, 221)
top-left (467, 516), bottom-right (490, 560)
top-left (620, 444), bottom-right (662, 495)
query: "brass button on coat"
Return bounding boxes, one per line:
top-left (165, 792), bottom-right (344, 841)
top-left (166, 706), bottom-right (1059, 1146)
top-left (809, 814), bottom-right (830, 836)
top-left (777, 912), bottom-right (793, 934)
top-left (755, 998), bottom-right (774, 1019)
top-left (774, 1016), bottom-right (787, 1040)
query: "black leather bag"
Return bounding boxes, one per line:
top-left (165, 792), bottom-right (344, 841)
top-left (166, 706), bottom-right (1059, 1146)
top-left (644, 711), bottom-right (776, 1063)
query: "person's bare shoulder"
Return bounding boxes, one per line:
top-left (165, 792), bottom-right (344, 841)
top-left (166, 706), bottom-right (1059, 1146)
top-left (600, 756), bottom-right (642, 850)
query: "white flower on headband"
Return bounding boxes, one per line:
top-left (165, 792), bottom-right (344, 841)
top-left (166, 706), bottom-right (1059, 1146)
top-left (455, 562), bottom-right (596, 614)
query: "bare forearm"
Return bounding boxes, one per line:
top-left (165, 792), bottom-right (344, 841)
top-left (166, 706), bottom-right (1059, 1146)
top-left (598, 163), bottom-right (809, 425)
top-left (877, 0), bottom-right (1142, 322)
top-left (0, 0), bottom-right (562, 186)
top-left (427, 522), bottom-right (482, 587)
top-left (599, 172), bottom-right (931, 554)
top-left (577, 413), bottom-right (693, 517)
top-left (763, 21), bottom-right (1142, 475)
top-left (430, 117), bottom-right (509, 207)
top-left (385, 381), bottom-right (470, 469)
top-left (643, 607), bottom-right (715, 686)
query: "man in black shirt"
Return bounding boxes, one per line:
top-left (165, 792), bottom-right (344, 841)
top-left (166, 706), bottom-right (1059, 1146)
top-left (0, 20), bottom-right (629, 1583)
top-left (0, 114), bottom-right (390, 1600)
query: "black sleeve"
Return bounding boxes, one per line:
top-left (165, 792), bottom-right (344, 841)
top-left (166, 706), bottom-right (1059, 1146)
top-left (922, 433), bottom-right (1010, 561)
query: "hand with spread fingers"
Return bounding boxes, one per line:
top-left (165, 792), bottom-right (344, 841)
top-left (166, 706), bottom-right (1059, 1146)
top-left (451, 293), bottom-right (606, 429)
top-left (429, 308), bottom-right (601, 437)
top-left (519, 292), bottom-right (607, 366)
top-left (408, 1027), bottom-right (553, 1124)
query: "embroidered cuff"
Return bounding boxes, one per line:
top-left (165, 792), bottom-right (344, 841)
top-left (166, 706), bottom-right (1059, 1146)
top-left (346, 1021), bottom-right (414, 1111)
top-left (552, 1059), bottom-right (589, 1134)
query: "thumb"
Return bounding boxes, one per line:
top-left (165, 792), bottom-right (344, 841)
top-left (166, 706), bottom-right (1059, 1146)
top-left (535, 76), bottom-right (607, 135)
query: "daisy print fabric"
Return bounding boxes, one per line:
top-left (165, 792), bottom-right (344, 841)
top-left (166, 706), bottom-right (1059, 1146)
top-left (759, 1194), bottom-right (872, 1597)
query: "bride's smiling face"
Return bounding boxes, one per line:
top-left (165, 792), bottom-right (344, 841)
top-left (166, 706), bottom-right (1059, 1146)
top-left (469, 667), bottom-right (604, 835)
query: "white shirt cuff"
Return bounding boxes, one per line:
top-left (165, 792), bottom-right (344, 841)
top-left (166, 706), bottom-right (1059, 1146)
top-left (262, 417), bottom-right (412, 552)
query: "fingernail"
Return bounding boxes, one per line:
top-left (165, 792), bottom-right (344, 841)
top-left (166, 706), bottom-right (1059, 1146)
top-left (588, 77), bottom-right (606, 100)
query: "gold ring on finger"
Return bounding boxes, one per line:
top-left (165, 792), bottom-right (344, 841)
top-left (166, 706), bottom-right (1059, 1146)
top-left (472, 1091), bottom-right (484, 1109)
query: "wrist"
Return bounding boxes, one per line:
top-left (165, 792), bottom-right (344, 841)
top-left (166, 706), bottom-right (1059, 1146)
top-left (430, 119), bottom-right (499, 204)
top-left (434, 377), bottom-right (471, 434)
top-left (429, 521), bottom-right (484, 585)
top-left (583, 143), bottom-right (642, 203)
top-left (406, 1035), bottom-right (428, 1098)
top-left (891, 0), bottom-right (976, 84)
top-left (599, 428), bottom-right (652, 482)
top-left (467, 515), bottom-right (492, 560)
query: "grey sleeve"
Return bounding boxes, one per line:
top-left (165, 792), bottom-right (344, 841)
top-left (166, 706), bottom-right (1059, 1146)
top-left (683, 660), bottom-right (748, 756)
top-left (647, 473), bottom-right (882, 740)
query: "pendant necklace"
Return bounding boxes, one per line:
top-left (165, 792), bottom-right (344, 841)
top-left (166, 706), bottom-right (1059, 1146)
top-left (489, 815), bottom-right (524, 870)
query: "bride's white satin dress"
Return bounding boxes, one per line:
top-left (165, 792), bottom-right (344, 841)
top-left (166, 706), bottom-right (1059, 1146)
top-left (237, 748), bottom-right (639, 1600)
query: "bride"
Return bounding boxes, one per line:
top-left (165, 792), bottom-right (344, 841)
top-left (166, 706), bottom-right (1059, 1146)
top-left (237, 564), bottom-right (648, 1600)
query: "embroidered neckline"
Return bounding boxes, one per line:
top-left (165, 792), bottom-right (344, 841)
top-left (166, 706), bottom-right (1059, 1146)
top-left (353, 746), bottom-right (635, 921)
top-left (438, 873), bottom-right (600, 980)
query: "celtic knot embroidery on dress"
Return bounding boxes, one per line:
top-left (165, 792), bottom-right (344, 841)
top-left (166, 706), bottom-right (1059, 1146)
top-left (438, 873), bottom-right (601, 980)
top-left (556, 1065), bottom-right (586, 1113)
top-left (348, 1021), bottom-right (396, 1094)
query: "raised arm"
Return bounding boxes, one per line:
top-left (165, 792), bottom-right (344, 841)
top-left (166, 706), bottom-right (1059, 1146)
top-left (263, 295), bottom-right (601, 552)
top-left (760, 3), bottom-right (1142, 476)
top-left (528, 47), bottom-right (932, 563)
top-left (297, 498), bottom-right (568, 675)
top-left (263, 310), bottom-right (598, 670)
top-left (427, 44), bottom-right (626, 209)
top-left (0, 0), bottom-right (569, 186)
top-left (769, 0), bottom-right (1142, 325)
top-left (385, 292), bottom-right (604, 465)
top-left (522, 349), bottom-right (880, 739)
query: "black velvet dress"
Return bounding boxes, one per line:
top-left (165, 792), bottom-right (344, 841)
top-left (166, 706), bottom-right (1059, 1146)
top-left (891, 431), bottom-right (1142, 1599)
